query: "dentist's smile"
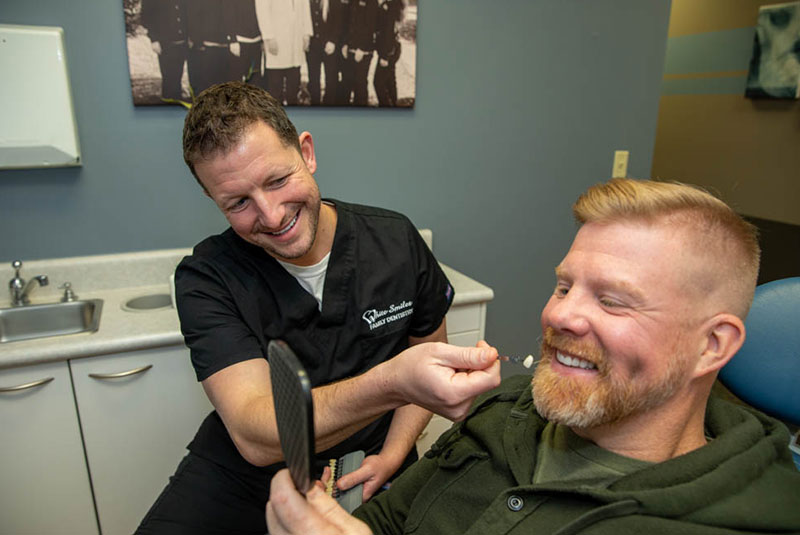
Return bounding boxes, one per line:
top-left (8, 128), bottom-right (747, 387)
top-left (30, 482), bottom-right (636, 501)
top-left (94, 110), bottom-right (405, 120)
top-left (267, 212), bottom-right (299, 237)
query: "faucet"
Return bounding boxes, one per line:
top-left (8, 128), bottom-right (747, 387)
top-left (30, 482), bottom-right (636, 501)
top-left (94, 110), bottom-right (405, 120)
top-left (8, 260), bottom-right (49, 306)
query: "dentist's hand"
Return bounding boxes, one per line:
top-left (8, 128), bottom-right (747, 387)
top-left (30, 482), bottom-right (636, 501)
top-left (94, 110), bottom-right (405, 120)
top-left (383, 340), bottom-right (501, 421)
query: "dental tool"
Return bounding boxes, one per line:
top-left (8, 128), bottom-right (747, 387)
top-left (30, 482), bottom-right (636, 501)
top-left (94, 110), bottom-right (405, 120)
top-left (500, 354), bottom-right (537, 368)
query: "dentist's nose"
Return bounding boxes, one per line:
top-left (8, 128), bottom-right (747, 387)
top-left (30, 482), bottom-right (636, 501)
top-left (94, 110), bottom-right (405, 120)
top-left (252, 192), bottom-right (286, 230)
top-left (541, 290), bottom-right (591, 338)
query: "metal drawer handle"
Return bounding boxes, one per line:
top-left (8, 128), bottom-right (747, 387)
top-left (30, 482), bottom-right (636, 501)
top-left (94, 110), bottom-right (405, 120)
top-left (89, 364), bottom-right (153, 380)
top-left (0, 376), bottom-right (55, 393)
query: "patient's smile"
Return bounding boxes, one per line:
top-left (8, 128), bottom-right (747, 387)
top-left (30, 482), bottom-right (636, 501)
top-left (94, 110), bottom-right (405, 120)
top-left (555, 350), bottom-right (597, 370)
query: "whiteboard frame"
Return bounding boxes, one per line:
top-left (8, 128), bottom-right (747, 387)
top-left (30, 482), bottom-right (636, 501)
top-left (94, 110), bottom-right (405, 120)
top-left (0, 24), bottom-right (82, 169)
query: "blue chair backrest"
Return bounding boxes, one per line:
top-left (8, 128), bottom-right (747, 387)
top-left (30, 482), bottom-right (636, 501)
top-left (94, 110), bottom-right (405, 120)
top-left (718, 277), bottom-right (800, 427)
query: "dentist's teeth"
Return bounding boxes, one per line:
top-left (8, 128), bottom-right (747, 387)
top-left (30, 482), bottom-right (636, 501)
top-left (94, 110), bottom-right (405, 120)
top-left (556, 351), bottom-right (597, 370)
top-left (270, 214), bottom-right (298, 236)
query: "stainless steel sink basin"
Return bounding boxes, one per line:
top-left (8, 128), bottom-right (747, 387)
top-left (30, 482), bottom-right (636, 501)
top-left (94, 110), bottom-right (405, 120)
top-left (123, 293), bottom-right (172, 311)
top-left (0, 299), bottom-right (103, 344)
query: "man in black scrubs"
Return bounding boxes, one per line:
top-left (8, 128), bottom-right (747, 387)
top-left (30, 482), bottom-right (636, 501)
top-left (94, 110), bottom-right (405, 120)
top-left (140, 0), bottom-right (189, 101)
top-left (373, 0), bottom-right (404, 107)
top-left (341, 0), bottom-right (379, 106)
top-left (135, 81), bottom-right (501, 535)
top-left (307, 0), bottom-right (349, 105)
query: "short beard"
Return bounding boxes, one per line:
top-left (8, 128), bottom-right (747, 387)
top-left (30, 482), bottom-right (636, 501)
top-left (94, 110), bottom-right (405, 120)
top-left (531, 327), bottom-right (690, 429)
top-left (262, 190), bottom-right (322, 261)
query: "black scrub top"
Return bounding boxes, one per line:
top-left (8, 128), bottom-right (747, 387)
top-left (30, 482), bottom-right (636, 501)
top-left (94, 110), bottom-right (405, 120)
top-left (175, 200), bottom-right (454, 477)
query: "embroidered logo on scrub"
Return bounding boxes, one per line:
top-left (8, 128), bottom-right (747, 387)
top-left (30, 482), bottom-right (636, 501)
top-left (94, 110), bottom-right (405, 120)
top-left (362, 300), bottom-right (413, 331)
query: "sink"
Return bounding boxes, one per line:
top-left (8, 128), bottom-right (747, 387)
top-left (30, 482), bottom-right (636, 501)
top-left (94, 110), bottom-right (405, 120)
top-left (123, 293), bottom-right (172, 311)
top-left (0, 299), bottom-right (103, 344)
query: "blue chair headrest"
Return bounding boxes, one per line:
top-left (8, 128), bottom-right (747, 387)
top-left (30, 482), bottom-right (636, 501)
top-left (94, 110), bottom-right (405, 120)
top-left (718, 277), bottom-right (800, 427)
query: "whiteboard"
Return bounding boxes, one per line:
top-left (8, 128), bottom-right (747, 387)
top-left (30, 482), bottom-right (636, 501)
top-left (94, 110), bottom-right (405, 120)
top-left (0, 24), bottom-right (81, 169)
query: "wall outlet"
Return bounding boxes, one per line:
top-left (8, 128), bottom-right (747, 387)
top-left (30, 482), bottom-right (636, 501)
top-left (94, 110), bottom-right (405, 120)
top-left (612, 150), bottom-right (629, 178)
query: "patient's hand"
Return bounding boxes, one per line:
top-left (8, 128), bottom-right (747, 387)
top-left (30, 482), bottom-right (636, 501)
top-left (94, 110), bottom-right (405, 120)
top-left (336, 450), bottom-right (398, 501)
top-left (267, 469), bottom-right (373, 535)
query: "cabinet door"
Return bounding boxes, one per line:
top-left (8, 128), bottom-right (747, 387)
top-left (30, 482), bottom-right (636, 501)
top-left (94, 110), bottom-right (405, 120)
top-left (445, 302), bottom-right (487, 348)
top-left (0, 361), bottom-right (98, 535)
top-left (70, 346), bottom-right (213, 535)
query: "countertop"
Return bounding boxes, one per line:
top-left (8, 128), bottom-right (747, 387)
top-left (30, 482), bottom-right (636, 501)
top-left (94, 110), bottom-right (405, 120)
top-left (0, 245), bottom-right (493, 370)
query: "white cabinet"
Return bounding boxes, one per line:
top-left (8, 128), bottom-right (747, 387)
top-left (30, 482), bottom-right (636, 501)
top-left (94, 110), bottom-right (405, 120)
top-left (70, 346), bottom-right (213, 535)
top-left (0, 361), bottom-right (98, 535)
top-left (446, 300), bottom-right (488, 348)
top-left (0, 347), bottom-right (213, 535)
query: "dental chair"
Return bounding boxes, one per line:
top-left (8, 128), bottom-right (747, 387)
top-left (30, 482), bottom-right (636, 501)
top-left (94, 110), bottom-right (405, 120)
top-left (717, 276), bottom-right (800, 470)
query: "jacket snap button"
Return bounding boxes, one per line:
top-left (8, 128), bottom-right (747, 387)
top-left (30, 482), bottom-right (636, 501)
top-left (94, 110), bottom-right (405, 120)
top-left (507, 495), bottom-right (524, 511)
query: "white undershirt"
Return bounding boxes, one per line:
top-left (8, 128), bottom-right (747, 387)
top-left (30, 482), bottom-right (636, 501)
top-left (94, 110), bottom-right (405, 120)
top-left (276, 252), bottom-right (331, 311)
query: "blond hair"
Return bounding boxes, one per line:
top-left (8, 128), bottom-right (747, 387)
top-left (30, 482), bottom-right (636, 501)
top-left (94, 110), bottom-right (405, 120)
top-left (573, 178), bottom-right (760, 318)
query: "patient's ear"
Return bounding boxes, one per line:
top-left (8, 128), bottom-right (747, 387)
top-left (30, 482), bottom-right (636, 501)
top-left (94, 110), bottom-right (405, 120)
top-left (693, 314), bottom-right (746, 378)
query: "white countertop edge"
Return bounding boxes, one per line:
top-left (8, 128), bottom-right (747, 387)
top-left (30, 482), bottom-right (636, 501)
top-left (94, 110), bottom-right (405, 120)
top-left (442, 264), bottom-right (495, 304)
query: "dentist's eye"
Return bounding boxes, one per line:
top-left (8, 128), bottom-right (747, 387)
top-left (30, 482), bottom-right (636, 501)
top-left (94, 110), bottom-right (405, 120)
top-left (229, 198), bottom-right (248, 212)
top-left (269, 176), bottom-right (289, 189)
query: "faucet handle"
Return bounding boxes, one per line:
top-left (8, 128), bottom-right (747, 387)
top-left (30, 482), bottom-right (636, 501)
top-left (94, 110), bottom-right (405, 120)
top-left (11, 260), bottom-right (22, 278)
top-left (59, 282), bottom-right (78, 302)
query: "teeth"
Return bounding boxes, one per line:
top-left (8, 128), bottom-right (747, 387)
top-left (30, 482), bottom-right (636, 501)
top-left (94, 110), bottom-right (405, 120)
top-left (556, 351), bottom-right (597, 370)
top-left (269, 213), bottom-right (298, 236)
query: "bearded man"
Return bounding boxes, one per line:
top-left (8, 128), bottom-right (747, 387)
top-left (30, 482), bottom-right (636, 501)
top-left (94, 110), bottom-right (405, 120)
top-left (267, 177), bottom-right (800, 535)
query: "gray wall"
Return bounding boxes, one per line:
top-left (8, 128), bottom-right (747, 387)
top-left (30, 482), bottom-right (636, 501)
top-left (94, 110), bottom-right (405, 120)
top-left (1, 1), bottom-right (671, 363)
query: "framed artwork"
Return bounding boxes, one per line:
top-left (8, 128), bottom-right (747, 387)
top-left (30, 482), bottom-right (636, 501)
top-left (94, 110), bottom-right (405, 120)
top-left (745, 1), bottom-right (800, 99)
top-left (122, 0), bottom-right (417, 107)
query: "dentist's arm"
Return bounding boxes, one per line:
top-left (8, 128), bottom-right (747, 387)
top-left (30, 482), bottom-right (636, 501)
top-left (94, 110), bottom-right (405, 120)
top-left (202, 341), bottom-right (501, 466)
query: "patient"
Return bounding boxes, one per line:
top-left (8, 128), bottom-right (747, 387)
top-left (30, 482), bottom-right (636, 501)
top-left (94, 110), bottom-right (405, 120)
top-left (266, 177), bottom-right (800, 535)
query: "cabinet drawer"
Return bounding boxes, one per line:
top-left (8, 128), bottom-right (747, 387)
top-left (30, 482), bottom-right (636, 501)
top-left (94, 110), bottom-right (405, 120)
top-left (446, 304), bottom-right (481, 334)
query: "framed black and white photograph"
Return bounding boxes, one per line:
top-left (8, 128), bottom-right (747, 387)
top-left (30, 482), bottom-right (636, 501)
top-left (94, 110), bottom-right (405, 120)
top-left (745, 1), bottom-right (800, 99)
top-left (122, 0), bottom-right (418, 107)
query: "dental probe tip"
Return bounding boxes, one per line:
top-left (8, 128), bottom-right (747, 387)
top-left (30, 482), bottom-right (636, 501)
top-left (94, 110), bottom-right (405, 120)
top-left (500, 355), bottom-right (536, 368)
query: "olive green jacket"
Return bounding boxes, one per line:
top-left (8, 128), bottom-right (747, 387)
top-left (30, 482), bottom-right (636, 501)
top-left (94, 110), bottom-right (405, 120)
top-left (354, 375), bottom-right (800, 535)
